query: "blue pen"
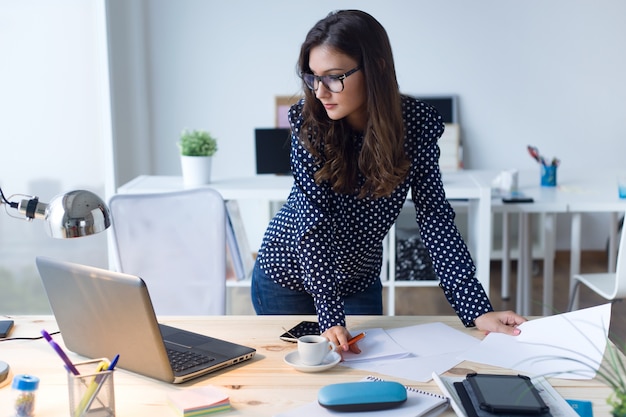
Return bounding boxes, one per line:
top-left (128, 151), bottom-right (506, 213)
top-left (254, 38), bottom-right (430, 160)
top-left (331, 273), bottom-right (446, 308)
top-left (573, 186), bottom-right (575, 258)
top-left (95, 353), bottom-right (119, 383)
top-left (41, 329), bottom-right (80, 375)
top-left (107, 354), bottom-right (119, 370)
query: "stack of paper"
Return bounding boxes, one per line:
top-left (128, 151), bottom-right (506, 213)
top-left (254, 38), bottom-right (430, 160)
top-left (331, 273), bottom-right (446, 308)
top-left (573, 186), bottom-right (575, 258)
top-left (459, 303), bottom-right (612, 379)
top-left (340, 323), bottom-right (481, 382)
top-left (167, 385), bottom-right (230, 416)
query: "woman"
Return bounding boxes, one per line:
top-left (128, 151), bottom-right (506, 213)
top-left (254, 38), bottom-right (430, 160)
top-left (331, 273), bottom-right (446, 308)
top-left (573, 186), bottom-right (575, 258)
top-left (251, 9), bottom-right (525, 353)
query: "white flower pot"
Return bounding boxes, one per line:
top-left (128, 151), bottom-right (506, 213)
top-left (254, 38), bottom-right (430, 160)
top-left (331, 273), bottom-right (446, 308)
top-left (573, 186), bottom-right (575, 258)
top-left (180, 155), bottom-right (212, 187)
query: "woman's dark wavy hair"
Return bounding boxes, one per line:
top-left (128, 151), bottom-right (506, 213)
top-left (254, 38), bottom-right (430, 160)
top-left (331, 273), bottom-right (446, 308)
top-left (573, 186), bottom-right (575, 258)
top-left (297, 10), bottom-right (409, 199)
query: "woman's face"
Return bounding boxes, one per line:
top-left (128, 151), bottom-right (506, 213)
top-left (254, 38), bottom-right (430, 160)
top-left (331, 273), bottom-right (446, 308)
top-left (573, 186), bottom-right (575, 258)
top-left (308, 45), bottom-right (367, 131)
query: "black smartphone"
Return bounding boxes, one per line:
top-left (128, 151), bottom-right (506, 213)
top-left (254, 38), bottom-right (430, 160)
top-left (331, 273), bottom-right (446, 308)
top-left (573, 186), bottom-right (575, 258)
top-left (466, 373), bottom-right (549, 414)
top-left (279, 321), bottom-right (320, 342)
top-left (0, 320), bottom-right (14, 338)
top-left (502, 196), bottom-right (534, 203)
top-left (502, 192), bottom-right (534, 203)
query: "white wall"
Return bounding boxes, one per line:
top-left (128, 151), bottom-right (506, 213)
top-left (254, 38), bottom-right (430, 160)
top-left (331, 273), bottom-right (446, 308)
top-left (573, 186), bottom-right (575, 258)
top-left (1, 1), bottom-right (111, 195)
top-left (107, 0), bottom-right (626, 251)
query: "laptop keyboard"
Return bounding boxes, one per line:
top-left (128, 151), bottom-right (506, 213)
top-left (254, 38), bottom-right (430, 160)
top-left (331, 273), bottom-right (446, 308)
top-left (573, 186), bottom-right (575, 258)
top-left (166, 348), bottom-right (215, 373)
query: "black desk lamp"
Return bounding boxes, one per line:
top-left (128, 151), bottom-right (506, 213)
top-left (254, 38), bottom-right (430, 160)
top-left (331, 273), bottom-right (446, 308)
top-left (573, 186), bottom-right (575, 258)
top-left (0, 186), bottom-right (112, 383)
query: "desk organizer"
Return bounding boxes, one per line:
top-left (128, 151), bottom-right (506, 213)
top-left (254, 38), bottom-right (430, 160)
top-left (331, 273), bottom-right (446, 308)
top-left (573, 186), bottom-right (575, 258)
top-left (540, 165), bottom-right (557, 187)
top-left (68, 358), bottom-right (115, 417)
top-left (618, 173), bottom-right (626, 199)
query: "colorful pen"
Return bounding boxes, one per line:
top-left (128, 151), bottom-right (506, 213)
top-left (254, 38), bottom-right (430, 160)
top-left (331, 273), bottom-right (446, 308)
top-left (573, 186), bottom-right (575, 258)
top-left (95, 353), bottom-right (119, 383)
top-left (348, 332), bottom-right (365, 346)
top-left (75, 359), bottom-right (110, 417)
top-left (107, 354), bottom-right (120, 371)
top-left (41, 329), bottom-right (80, 375)
top-left (76, 354), bottom-right (120, 416)
top-left (527, 145), bottom-right (559, 167)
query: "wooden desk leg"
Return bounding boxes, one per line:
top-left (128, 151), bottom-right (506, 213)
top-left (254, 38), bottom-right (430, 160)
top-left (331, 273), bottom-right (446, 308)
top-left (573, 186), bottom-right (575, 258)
top-left (542, 213), bottom-right (556, 315)
top-left (501, 212), bottom-right (510, 300)
top-left (569, 213), bottom-right (582, 311)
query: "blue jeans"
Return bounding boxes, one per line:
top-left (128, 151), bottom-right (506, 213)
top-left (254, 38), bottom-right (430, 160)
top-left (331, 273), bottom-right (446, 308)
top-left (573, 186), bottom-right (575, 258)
top-left (251, 261), bottom-right (383, 315)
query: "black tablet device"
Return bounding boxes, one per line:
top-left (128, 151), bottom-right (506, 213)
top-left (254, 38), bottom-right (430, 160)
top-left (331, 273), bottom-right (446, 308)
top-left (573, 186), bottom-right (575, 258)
top-left (466, 373), bottom-right (549, 415)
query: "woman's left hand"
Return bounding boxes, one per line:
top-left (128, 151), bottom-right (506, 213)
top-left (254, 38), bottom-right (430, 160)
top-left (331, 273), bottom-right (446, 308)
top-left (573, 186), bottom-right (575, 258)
top-left (474, 310), bottom-right (527, 336)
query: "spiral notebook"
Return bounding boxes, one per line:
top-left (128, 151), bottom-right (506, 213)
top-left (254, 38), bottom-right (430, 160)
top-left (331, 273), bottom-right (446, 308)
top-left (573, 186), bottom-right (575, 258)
top-left (274, 376), bottom-right (448, 417)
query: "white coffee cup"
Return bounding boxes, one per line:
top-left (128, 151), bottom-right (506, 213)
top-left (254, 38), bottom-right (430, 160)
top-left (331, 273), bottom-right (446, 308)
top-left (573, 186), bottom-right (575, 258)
top-left (297, 335), bottom-right (336, 366)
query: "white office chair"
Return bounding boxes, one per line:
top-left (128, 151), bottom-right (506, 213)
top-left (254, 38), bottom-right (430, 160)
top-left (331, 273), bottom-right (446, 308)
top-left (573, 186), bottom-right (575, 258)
top-left (567, 213), bottom-right (626, 311)
top-left (108, 188), bottom-right (227, 315)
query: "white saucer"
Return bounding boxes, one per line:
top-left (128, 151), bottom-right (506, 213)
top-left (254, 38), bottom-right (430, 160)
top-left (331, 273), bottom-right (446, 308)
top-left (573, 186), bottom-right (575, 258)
top-left (284, 351), bottom-right (341, 373)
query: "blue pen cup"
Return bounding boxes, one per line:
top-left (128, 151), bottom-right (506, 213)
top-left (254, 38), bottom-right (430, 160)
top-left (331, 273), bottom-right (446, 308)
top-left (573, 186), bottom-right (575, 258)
top-left (618, 173), bottom-right (626, 199)
top-left (541, 165), bottom-right (557, 187)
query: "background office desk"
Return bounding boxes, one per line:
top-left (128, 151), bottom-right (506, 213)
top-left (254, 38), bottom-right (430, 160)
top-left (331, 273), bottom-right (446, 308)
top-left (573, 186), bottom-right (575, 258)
top-left (472, 170), bottom-right (626, 316)
top-left (473, 170), bottom-right (569, 316)
top-left (0, 315), bottom-right (615, 416)
top-left (118, 172), bottom-right (492, 315)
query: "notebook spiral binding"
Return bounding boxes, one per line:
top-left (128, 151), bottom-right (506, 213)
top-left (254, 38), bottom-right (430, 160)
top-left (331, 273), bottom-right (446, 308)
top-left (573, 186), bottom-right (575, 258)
top-left (365, 376), bottom-right (446, 399)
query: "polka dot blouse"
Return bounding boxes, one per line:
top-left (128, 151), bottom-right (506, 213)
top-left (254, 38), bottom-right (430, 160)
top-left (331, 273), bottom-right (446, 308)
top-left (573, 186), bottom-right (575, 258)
top-left (257, 96), bottom-right (493, 331)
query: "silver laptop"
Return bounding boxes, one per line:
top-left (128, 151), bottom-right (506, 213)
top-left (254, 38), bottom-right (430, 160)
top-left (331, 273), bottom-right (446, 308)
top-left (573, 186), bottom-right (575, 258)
top-left (36, 256), bottom-right (256, 383)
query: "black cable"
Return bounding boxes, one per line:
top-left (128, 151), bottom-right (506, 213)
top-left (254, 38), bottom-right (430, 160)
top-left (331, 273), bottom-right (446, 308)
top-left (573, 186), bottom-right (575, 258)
top-left (0, 330), bottom-right (60, 342)
top-left (0, 186), bottom-right (19, 209)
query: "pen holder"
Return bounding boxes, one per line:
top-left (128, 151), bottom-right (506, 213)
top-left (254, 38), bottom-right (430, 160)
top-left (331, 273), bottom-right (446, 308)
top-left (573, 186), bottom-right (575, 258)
top-left (618, 172), bottom-right (626, 199)
top-left (540, 165), bottom-right (557, 187)
top-left (68, 359), bottom-right (115, 417)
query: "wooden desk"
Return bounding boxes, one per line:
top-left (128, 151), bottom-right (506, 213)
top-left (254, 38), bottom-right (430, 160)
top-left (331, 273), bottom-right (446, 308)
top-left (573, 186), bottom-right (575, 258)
top-left (0, 315), bottom-right (615, 416)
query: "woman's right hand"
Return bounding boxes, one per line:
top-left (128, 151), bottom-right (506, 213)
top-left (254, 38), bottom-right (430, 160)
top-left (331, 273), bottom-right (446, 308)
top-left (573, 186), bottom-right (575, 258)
top-left (322, 325), bottom-right (361, 354)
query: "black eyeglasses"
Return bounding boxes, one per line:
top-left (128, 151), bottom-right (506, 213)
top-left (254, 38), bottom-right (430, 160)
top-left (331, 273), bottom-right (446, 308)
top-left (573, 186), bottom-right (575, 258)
top-left (301, 66), bottom-right (361, 93)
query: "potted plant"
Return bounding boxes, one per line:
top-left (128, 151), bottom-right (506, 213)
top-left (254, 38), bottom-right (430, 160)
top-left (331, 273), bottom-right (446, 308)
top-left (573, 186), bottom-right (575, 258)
top-left (599, 340), bottom-right (626, 416)
top-left (541, 330), bottom-right (626, 416)
top-left (178, 129), bottom-right (218, 187)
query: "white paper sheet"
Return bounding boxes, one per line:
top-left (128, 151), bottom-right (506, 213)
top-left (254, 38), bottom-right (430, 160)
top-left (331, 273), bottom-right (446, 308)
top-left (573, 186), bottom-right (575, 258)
top-left (340, 322), bottom-right (481, 382)
top-left (459, 303), bottom-right (612, 379)
top-left (341, 328), bottom-right (411, 363)
top-left (342, 352), bottom-right (465, 383)
top-left (386, 323), bottom-right (480, 357)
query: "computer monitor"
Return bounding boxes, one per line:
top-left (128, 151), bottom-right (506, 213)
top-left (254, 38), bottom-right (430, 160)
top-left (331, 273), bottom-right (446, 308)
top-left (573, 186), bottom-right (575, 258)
top-left (255, 128), bottom-right (292, 175)
top-left (415, 95), bottom-right (458, 124)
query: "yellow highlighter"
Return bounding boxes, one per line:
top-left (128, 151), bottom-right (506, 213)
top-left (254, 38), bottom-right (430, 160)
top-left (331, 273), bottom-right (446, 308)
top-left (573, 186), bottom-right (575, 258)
top-left (74, 359), bottom-right (109, 417)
